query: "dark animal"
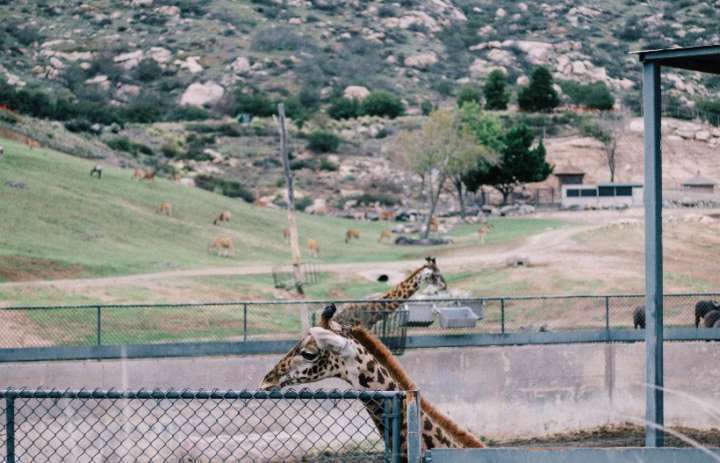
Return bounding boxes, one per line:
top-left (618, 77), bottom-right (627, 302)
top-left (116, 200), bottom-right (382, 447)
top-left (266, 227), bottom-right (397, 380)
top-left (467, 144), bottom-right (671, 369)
top-left (633, 305), bottom-right (645, 329)
top-left (704, 309), bottom-right (720, 328)
top-left (695, 300), bottom-right (718, 328)
top-left (90, 164), bottom-right (103, 178)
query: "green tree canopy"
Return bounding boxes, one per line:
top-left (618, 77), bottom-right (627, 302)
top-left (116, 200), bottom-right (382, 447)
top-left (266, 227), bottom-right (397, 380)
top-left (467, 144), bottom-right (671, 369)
top-left (518, 67), bottom-right (560, 113)
top-left (457, 85), bottom-right (483, 108)
top-left (483, 70), bottom-right (510, 110)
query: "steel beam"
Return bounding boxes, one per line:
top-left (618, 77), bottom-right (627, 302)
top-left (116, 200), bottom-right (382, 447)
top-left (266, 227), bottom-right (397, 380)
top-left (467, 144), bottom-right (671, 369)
top-left (643, 60), bottom-right (664, 447)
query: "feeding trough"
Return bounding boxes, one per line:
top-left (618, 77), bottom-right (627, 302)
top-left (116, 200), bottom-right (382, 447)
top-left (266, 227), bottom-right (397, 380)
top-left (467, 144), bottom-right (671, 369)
top-left (402, 302), bottom-right (435, 327)
top-left (437, 306), bottom-right (479, 329)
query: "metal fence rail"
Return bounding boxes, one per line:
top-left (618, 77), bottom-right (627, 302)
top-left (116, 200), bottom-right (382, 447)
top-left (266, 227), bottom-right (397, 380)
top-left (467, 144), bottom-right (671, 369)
top-left (2, 293), bottom-right (719, 352)
top-left (0, 388), bottom-right (405, 463)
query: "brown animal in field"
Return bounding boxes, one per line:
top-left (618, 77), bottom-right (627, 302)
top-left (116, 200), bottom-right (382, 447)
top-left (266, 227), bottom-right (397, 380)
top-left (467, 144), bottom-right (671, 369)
top-left (345, 229), bottom-right (360, 244)
top-left (157, 201), bottom-right (172, 216)
top-left (25, 139), bottom-right (40, 149)
top-left (379, 209), bottom-right (395, 221)
top-left (132, 169), bottom-right (155, 181)
top-left (430, 217), bottom-right (439, 233)
top-left (282, 227), bottom-right (290, 240)
top-left (0, 145), bottom-right (4, 160)
top-left (478, 223), bottom-right (494, 244)
top-left (307, 239), bottom-right (320, 258)
top-left (132, 168), bottom-right (145, 179)
top-left (378, 229), bottom-right (392, 243)
top-left (213, 210), bottom-right (231, 225)
top-left (208, 236), bottom-right (234, 257)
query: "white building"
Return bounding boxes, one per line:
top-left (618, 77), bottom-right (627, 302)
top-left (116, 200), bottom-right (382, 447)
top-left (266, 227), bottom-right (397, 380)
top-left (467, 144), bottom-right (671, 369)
top-left (561, 183), bottom-right (643, 208)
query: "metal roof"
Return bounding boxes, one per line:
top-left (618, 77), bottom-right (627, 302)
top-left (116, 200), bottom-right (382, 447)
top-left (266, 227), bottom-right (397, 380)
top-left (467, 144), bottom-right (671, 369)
top-left (554, 164), bottom-right (585, 175)
top-left (597, 182), bottom-right (643, 187)
top-left (632, 45), bottom-right (720, 74)
top-left (682, 173), bottom-right (717, 186)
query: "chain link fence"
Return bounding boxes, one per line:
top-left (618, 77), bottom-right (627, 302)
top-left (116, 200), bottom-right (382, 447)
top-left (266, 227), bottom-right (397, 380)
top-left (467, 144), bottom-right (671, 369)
top-left (1, 293), bottom-right (718, 350)
top-left (0, 388), bottom-right (405, 463)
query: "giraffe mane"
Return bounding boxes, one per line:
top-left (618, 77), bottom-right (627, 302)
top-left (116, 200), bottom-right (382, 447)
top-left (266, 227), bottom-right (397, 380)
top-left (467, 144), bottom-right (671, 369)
top-left (349, 326), bottom-right (485, 448)
top-left (379, 264), bottom-right (426, 299)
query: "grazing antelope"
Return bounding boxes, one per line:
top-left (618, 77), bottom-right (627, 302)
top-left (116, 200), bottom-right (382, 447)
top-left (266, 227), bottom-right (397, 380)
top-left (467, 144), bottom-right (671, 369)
top-left (140, 170), bottom-right (156, 182)
top-left (430, 217), bottom-right (439, 233)
top-left (132, 168), bottom-right (145, 179)
top-left (157, 201), bottom-right (172, 216)
top-left (379, 209), bottom-right (395, 221)
top-left (307, 238), bottom-right (320, 258)
top-left (89, 164), bottom-right (103, 178)
top-left (0, 145), bottom-right (4, 160)
top-left (282, 227), bottom-right (290, 240)
top-left (345, 228), bottom-right (360, 244)
top-left (378, 229), bottom-right (392, 243)
top-left (208, 236), bottom-right (234, 257)
top-left (25, 139), bottom-right (40, 149)
top-left (213, 210), bottom-right (231, 225)
top-left (477, 223), bottom-right (494, 244)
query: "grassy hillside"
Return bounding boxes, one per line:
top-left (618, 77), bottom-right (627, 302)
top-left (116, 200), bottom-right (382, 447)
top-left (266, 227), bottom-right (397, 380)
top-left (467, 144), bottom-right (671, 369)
top-left (0, 138), bottom-right (569, 282)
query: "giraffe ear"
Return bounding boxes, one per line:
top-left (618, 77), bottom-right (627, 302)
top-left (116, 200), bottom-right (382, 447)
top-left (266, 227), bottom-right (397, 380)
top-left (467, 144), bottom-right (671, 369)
top-left (309, 327), bottom-right (353, 357)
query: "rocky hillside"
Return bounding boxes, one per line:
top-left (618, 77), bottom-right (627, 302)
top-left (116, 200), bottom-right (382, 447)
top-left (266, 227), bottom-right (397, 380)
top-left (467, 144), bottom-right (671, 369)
top-left (2, 0), bottom-right (720, 214)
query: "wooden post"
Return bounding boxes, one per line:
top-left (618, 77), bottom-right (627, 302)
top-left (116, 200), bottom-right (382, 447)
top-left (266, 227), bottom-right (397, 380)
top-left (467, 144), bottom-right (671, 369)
top-left (276, 103), bottom-right (309, 330)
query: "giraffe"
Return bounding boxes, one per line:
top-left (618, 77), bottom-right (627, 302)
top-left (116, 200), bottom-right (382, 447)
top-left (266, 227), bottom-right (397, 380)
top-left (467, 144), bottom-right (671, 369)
top-left (259, 304), bottom-right (485, 454)
top-left (333, 257), bottom-right (447, 328)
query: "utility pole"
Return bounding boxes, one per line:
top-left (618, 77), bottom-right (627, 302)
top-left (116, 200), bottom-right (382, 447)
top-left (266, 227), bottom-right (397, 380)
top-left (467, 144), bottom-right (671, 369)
top-left (276, 103), bottom-right (309, 330)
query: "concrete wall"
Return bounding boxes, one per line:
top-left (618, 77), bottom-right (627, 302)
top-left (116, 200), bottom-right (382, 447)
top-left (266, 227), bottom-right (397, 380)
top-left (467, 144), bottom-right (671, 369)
top-left (3, 341), bottom-right (719, 440)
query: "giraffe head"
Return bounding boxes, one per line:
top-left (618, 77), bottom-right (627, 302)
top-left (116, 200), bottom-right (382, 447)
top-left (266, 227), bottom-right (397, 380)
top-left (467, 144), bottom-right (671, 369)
top-left (259, 304), bottom-right (391, 390)
top-left (404, 257), bottom-right (447, 295)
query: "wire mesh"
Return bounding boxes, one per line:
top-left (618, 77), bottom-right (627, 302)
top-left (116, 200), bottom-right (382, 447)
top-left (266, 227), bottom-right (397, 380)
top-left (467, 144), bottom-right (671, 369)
top-left (1, 293), bottom-right (719, 350)
top-left (0, 389), bottom-right (404, 463)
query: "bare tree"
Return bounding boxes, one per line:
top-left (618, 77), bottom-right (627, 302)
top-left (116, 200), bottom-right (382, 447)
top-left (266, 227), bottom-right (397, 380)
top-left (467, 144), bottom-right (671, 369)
top-left (397, 109), bottom-right (490, 238)
top-left (581, 112), bottom-right (628, 183)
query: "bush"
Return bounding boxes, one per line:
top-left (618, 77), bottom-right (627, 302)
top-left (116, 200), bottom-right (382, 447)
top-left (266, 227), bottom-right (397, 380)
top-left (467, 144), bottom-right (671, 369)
top-left (132, 59), bottom-right (163, 82)
top-left (290, 159), bottom-right (315, 170)
top-left (251, 27), bottom-right (308, 52)
top-left (235, 91), bottom-right (276, 118)
top-left (484, 70), bottom-right (510, 110)
top-left (161, 144), bottom-right (181, 158)
top-left (295, 196), bottom-right (313, 211)
top-left (105, 137), bottom-right (154, 156)
top-left (64, 119), bottom-right (93, 133)
top-left (194, 175), bottom-right (255, 202)
top-left (307, 130), bottom-right (341, 153)
top-left (697, 99), bottom-right (720, 126)
top-left (328, 97), bottom-right (361, 120)
top-left (420, 100), bottom-right (434, 116)
top-left (457, 85), bottom-right (483, 107)
top-left (319, 158), bottom-right (338, 171)
top-left (561, 81), bottom-right (615, 110)
top-left (353, 192), bottom-right (398, 206)
top-left (360, 91), bottom-right (405, 118)
top-left (164, 105), bottom-right (210, 121)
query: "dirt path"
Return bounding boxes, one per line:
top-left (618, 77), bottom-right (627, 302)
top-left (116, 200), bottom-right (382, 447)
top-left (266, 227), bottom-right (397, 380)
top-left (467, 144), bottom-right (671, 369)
top-left (0, 221), bottom-right (600, 293)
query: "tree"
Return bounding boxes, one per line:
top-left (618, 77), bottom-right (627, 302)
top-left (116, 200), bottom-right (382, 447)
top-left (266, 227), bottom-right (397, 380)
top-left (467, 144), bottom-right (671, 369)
top-left (518, 67), bottom-right (560, 113)
top-left (327, 97), bottom-right (360, 119)
top-left (483, 70), bottom-right (510, 110)
top-left (561, 81), bottom-right (615, 110)
top-left (580, 113), bottom-right (627, 182)
top-left (397, 109), bottom-right (490, 237)
top-left (457, 85), bottom-right (482, 108)
top-left (361, 91), bottom-right (405, 118)
top-left (463, 124), bottom-right (552, 204)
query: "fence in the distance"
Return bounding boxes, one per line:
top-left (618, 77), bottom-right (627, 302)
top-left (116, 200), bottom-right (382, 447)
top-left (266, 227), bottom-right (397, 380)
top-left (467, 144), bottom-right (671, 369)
top-left (0, 388), bottom-right (405, 463)
top-left (2, 293), bottom-right (718, 352)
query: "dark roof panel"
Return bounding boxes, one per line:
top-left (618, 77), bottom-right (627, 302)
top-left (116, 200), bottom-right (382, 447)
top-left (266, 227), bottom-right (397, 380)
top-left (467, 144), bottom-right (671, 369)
top-left (633, 45), bottom-right (720, 74)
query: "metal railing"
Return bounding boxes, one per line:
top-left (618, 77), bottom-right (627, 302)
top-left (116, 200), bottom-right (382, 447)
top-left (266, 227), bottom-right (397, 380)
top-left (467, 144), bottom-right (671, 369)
top-left (2, 293), bottom-right (719, 347)
top-left (0, 388), bottom-right (405, 463)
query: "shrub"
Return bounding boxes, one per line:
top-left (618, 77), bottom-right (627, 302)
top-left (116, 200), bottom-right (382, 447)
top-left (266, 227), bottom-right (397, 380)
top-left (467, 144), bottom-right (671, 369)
top-left (164, 105), bottom-right (210, 121)
top-left (194, 175), bottom-right (255, 202)
top-left (420, 100), bottom-right (434, 116)
top-left (64, 119), bottom-right (93, 133)
top-left (457, 85), bottom-right (483, 107)
top-left (360, 91), bottom-right (405, 118)
top-left (161, 144), bottom-right (181, 158)
top-left (132, 59), bottom-right (163, 82)
top-left (234, 91), bottom-right (276, 118)
top-left (697, 99), bottom-right (720, 126)
top-left (353, 192), bottom-right (399, 206)
top-left (295, 196), bottom-right (313, 211)
top-left (307, 130), bottom-right (341, 153)
top-left (105, 137), bottom-right (154, 156)
top-left (484, 70), bottom-right (510, 110)
top-left (251, 26), bottom-right (308, 52)
top-left (290, 159), bottom-right (315, 170)
top-left (319, 158), bottom-right (338, 171)
top-left (561, 81), bottom-right (615, 110)
top-left (328, 97), bottom-right (361, 120)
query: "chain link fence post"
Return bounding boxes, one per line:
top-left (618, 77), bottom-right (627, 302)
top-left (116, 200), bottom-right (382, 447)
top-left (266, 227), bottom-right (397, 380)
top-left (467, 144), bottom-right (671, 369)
top-left (406, 391), bottom-right (422, 463)
top-left (6, 395), bottom-right (15, 463)
top-left (500, 298), bottom-right (506, 334)
top-left (96, 306), bottom-right (102, 346)
top-left (392, 393), bottom-right (402, 463)
top-left (243, 303), bottom-right (248, 342)
top-left (605, 296), bottom-right (610, 332)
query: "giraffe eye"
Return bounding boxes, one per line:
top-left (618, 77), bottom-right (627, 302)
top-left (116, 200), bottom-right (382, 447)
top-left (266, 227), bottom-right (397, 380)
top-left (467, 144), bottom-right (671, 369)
top-left (300, 350), bottom-right (318, 361)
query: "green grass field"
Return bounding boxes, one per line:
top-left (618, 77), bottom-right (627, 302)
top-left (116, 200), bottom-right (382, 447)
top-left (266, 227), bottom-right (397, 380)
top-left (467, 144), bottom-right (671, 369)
top-left (0, 139), bottom-right (572, 283)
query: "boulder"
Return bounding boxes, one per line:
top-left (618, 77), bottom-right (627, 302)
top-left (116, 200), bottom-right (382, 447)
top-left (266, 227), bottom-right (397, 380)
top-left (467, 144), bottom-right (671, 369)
top-left (178, 178), bottom-right (195, 188)
top-left (114, 50), bottom-right (144, 70)
top-left (695, 130), bottom-right (711, 141)
top-left (176, 56), bottom-right (203, 73)
top-left (495, 7), bottom-right (507, 18)
top-left (404, 52), bottom-right (438, 69)
top-left (230, 57), bottom-right (251, 74)
top-left (180, 81), bottom-right (224, 107)
top-left (487, 48), bottom-right (514, 66)
top-left (148, 47), bottom-right (172, 64)
top-left (514, 40), bottom-right (553, 65)
top-left (116, 84), bottom-right (141, 101)
top-left (157, 5), bottom-right (180, 16)
top-left (343, 85), bottom-right (370, 100)
top-left (85, 74), bottom-right (110, 90)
